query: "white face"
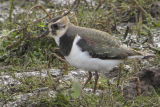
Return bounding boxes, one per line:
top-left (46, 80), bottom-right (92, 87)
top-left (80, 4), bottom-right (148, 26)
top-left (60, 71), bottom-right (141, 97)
top-left (48, 18), bottom-right (69, 38)
top-left (48, 16), bottom-right (70, 45)
top-left (48, 22), bottom-right (66, 38)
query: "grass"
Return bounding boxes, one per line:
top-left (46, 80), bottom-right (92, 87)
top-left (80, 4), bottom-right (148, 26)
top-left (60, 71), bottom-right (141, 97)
top-left (0, 0), bottom-right (160, 106)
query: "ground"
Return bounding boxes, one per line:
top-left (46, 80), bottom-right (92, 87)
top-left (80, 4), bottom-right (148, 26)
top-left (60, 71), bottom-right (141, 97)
top-left (0, 0), bottom-right (160, 107)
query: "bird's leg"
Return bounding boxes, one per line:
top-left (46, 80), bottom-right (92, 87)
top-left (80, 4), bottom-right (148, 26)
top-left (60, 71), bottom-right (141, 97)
top-left (83, 71), bottom-right (92, 89)
top-left (93, 71), bottom-right (99, 93)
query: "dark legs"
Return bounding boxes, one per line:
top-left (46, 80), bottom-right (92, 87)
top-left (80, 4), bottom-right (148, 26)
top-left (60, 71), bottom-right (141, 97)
top-left (93, 71), bottom-right (99, 93)
top-left (83, 71), bottom-right (99, 93)
top-left (83, 71), bottom-right (92, 89)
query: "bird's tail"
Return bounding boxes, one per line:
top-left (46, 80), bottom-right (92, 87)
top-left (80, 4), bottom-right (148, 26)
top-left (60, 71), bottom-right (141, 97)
top-left (128, 50), bottom-right (155, 59)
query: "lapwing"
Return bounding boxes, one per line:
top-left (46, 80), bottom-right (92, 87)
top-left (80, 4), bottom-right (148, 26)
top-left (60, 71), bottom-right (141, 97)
top-left (46, 16), bottom-right (154, 93)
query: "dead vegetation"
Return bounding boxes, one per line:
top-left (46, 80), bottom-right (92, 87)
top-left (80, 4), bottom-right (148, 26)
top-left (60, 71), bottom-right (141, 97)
top-left (0, 0), bottom-right (160, 106)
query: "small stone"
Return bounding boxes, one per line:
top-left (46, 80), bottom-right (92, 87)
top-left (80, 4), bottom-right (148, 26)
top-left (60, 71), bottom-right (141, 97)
top-left (0, 75), bottom-right (21, 86)
top-left (49, 69), bottom-right (62, 77)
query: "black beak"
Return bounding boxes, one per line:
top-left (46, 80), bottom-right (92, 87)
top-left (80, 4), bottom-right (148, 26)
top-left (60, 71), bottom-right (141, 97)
top-left (48, 16), bottom-right (63, 23)
top-left (38, 29), bottom-right (49, 38)
top-left (47, 8), bottom-right (71, 24)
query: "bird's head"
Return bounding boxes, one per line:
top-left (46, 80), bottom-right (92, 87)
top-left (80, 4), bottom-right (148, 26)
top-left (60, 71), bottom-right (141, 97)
top-left (48, 16), bottom-right (70, 38)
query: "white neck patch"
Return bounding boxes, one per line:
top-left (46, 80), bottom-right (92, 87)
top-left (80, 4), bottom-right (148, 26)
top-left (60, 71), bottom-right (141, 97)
top-left (54, 27), bottom-right (68, 46)
top-left (54, 36), bottom-right (60, 46)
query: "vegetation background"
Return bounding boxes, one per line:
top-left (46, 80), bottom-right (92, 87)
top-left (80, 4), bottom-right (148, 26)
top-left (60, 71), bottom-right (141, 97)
top-left (0, 0), bottom-right (160, 106)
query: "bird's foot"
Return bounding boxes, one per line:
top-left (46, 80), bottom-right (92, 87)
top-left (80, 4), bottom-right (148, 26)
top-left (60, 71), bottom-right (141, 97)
top-left (82, 71), bottom-right (99, 93)
top-left (83, 71), bottom-right (92, 89)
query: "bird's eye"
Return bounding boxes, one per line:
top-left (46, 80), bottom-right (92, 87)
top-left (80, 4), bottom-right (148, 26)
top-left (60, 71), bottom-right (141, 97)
top-left (60, 24), bottom-right (66, 28)
top-left (51, 24), bottom-right (58, 29)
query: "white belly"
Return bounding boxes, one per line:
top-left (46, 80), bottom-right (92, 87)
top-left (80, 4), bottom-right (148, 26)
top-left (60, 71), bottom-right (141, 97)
top-left (65, 35), bottom-right (123, 72)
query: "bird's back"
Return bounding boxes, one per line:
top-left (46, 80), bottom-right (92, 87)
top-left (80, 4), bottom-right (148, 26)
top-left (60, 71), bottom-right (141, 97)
top-left (66, 24), bottom-right (142, 59)
top-left (67, 24), bottom-right (120, 48)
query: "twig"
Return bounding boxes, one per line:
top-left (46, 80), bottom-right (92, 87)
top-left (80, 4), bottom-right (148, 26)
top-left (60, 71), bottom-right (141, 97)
top-left (52, 53), bottom-right (68, 64)
top-left (133, 0), bottom-right (152, 18)
top-left (6, 27), bottom-right (28, 50)
top-left (117, 64), bottom-right (123, 87)
top-left (136, 77), bottom-right (141, 95)
top-left (83, 0), bottom-right (89, 8)
top-left (48, 0), bottom-right (80, 23)
top-left (29, 5), bottom-right (52, 19)
top-left (131, 77), bottom-right (142, 95)
top-left (6, 29), bottom-right (49, 50)
top-left (9, 0), bottom-right (15, 23)
top-left (37, 30), bottom-right (49, 39)
top-left (95, 0), bottom-right (105, 11)
top-left (149, 45), bottom-right (160, 54)
top-left (26, 5), bottom-right (52, 24)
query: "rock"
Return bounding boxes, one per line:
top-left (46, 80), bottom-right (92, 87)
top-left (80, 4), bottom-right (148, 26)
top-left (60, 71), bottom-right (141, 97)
top-left (123, 82), bottom-right (138, 100)
top-left (83, 88), bottom-right (103, 95)
top-left (70, 69), bottom-right (87, 79)
top-left (0, 75), bottom-right (21, 86)
top-left (123, 67), bottom-right (160, 100)
top-left (0, 1), bottom-right (27, 23)
top-left (0, 2), bottom-right (10, 22)
top-left (62, 69), bottom-right (87, 81)
top-left (152, 28), bottom-right (160, 48)
top-left (49, 69), bottom-right (63, 77)
top-left (15, 69), bottom-right (62, 78)
top-left (3, 87), bottom-right (56, 107)
top-left (138, 67), bottom-right (160, 88)
top-left (50, 0), bottom-right (75, 6)
top-left (44, 0), bottom-right (96, 6)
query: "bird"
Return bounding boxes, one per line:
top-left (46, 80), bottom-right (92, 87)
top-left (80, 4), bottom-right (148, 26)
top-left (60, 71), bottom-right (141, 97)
top-left (46, 16), bottom-right (154, 93)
